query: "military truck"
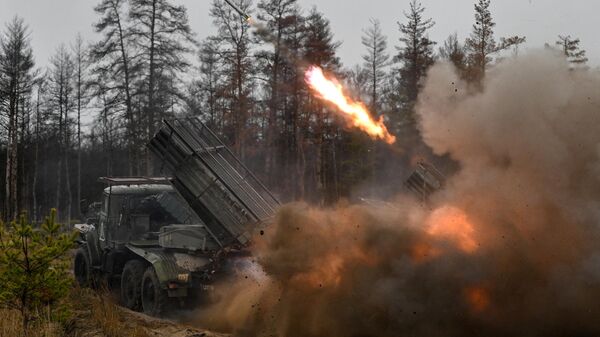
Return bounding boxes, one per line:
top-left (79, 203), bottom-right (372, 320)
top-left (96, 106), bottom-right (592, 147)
top-left (74, 118), bottom-right (279, 316)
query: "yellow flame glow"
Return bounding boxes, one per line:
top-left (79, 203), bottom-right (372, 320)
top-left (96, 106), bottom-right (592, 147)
top-left (305, 66), bottom-right (396, 144)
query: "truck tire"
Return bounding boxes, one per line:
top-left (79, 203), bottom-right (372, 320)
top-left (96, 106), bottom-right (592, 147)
top-left (141, 266), bottom-right (169, 316)
top-left (74, 248), bottom-right (92, 287)
top-left (120, 260), bottom-right (145, 311)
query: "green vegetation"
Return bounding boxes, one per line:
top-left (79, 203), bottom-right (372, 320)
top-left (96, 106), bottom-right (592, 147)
top-left (0, 209), bottom-right (75, 335)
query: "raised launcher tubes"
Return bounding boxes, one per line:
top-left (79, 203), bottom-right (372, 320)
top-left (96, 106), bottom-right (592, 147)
top-left (148, 118), bottom-right (280, 247)
top-left (404, 161), bottom-right (445, 202)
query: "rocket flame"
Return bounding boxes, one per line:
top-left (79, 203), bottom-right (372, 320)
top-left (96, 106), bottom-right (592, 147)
top-left (305, 66), bottom-right (396, 144)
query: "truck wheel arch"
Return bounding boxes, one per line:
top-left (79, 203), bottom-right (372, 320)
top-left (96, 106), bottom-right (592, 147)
top-left (125, 244), bottom-right (208, 288)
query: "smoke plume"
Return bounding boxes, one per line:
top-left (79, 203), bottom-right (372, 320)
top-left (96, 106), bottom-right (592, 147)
top-left (196, 51), bottom-right (600, 337)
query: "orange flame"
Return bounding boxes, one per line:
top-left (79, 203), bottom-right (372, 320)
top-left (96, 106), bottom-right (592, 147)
top-left (305, 66), bottom-right (396, 144)
top-left (426, 206), bottom-right (478, 253)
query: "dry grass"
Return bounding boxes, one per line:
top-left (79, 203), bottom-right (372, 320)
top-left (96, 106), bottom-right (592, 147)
top-left (85, 289), bottom-right (149, 337)
top-left (0, 308), bottom-right (62, 337)
top-left (0, 286), bottom-right (221, 337)
top-left (90, 295), bottom-right (122, 337)
top-left (0, 309), bottom-right (22, 337)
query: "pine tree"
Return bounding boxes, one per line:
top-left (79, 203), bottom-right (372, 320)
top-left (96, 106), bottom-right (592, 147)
top-left (0, 210), bottom-right (75, 333)
top-left (256, 0), bottom-right (301, 187)
top-left (210, 0), bottom-right (255, 161)
top-left (72, 34), bottom-right (90, 218)
top-left (32, 77), bottom-right (47, 223)
top-left (556, 35), bottom-right (588, 66)
top-left (129, 0), bottom-right (196, 173)
top-left (92, 0), bottom-right (138, 174)
top-left (303, 7), bottom-right (340, 70)
top-left (89, 70), bottom-right (119, 177)
top-left (302, 7), bottom-right (341, 204)
top-left (0, 17), bottom-right (36, 221)
top-left (346, 65), bottom-right (370, 101)
top-left (48, 45), bottom-right (76, 222)
top-left (465, 0), bottom-right (495, 79)
top-left (277, 8), bottom-right (306, 199)
top-left (396, 0), bottom-right (435, 106)
top-left (359, 19), bottom-right (389, 196)
top-left (439, 33), bottom-right (467, 74)
top-left (194, 37), bottom-right (224, 129)
top-left (361, 18), bottom-right (389, 112)
top-left (465, 0), bottom-right (525, 82)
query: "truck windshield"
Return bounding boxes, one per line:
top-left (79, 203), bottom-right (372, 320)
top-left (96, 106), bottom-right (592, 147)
top-left (132, 194), bottom-right (178, 230)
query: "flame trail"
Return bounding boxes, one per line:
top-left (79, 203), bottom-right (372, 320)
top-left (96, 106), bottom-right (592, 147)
top-left (305, 66), bottom-right (396, 144)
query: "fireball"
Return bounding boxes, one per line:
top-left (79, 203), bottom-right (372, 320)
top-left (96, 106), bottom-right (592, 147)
top-left (305, 66), bottom-right (396, 144)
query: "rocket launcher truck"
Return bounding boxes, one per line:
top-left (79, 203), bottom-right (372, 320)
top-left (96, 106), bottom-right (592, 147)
top-left (73, 118), bottom-right (279, 316)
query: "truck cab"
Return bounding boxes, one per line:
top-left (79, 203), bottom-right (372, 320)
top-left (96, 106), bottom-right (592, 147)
top-left (75, 177), bottom-right (222, 316)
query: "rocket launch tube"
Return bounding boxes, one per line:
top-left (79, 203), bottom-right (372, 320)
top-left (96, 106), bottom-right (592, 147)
top-left (223, 0), bottom-right (251, 21)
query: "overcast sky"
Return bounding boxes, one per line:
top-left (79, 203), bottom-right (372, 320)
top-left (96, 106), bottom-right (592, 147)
top-left (1, 0), bottom-right (599, 69)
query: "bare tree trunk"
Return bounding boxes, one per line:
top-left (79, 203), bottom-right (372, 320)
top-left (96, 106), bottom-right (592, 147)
top-left (265, 27), bottom-right (282, 187)
top-left (4, 65), bottom-right (21, 221)
top-left (235, 50), bottom-right (246, 162)
top-left (10, 97), bottom-right (19, 218)
top-left (146, 0), bottom-right (158, 175)
top-left (102, 93), bottom-right (112, 176)
top-left (64, 150), bottom-right (72, 225)
top-left (55, 90), bottom-right (63, 218)
top-left (331, 133), bottom-right (339, 201)
top-left (64, 102), bottom-right (72, 225)
top-left (1, 18), bottom-right (36, 220)
top-left (32, 88), bottom-right (41, 223)
top-left (105, 0), bottom-right (136, 175)
top-left (5, 113), bottom-right (13, 219)
top-left (77, 104), bottom-right (81, 218)
top-left (75, 38), bottom-right (83, 218)
top-left (5, 103), bottom-right (19, 220)
top-left (19, 96), bottom-right (30, 218)
top-left (297, 134), bottom-right (305, 200)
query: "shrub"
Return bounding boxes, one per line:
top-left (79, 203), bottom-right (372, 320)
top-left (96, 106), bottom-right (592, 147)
top-left (0, 209), bottom-right (75, 335)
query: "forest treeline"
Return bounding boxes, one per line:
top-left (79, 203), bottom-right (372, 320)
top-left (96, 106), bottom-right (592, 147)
top-left (0, 0), bottom-right (589, 222)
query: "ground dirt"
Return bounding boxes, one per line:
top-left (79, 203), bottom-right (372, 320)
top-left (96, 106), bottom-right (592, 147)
top-left (64, 288), bottom-right (228, 337)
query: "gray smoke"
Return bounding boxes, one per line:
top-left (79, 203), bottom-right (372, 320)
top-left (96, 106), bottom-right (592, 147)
top-left (195, 50), bottom-right (600, 337)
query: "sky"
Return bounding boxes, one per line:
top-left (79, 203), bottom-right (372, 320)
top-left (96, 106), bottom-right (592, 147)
top-left (0, 0), bottom-right (599, 68)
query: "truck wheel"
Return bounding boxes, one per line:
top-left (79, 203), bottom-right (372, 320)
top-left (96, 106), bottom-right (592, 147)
top-left (74, 248), bottom-right (92, 287)
top-left (141, 266), bottom-right (168, 316)
top-left (120, 260), bottom-right (145, 311)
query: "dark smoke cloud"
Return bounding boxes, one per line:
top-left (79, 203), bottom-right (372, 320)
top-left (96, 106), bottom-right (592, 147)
top-left (196, 51), bottom-right (600, 337)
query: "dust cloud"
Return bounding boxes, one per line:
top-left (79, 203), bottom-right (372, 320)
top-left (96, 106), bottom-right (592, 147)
top-left (196, 51), bottom-right (600, 337)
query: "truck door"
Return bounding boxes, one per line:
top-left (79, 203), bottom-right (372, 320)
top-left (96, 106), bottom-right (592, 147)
top-left (98, 192), bottom-right (109, 249)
